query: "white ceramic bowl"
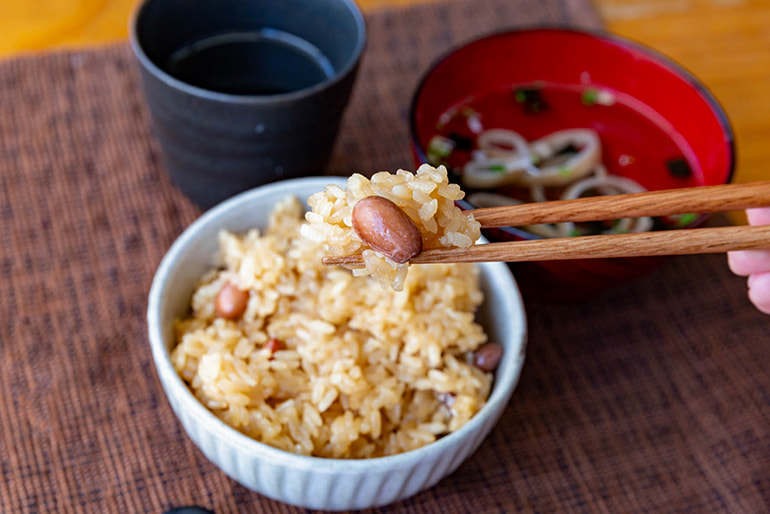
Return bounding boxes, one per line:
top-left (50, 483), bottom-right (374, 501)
top-left (147, 176), bottom-right (528, 510)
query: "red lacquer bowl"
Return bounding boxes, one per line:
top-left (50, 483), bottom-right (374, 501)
top-left (409, 28), bottom-right (735, 302)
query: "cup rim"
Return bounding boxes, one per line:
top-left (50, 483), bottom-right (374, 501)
top-left (408, 26), bottom-right (737, 227)
top-left (128, 0), bottom-right (367, 105)
top-left (146, 176), bottom-right (527, 472)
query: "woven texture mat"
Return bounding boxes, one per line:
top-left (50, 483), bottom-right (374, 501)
top-left (2, 0), bottom-right (769, 512)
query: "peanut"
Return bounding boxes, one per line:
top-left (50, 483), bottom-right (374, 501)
top-left (473, 342), bottom-right (503, 372)
top-left (351, 196), bottom-right (423, 263)
top-left (215, 281), bottom-right (248, 319)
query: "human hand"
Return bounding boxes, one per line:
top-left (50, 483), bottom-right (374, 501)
top-left (727, 207), bottom-right (770, 314)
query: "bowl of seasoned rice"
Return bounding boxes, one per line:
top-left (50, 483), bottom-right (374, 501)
top-left (147, 174), bottom-right (527, 510)
top-left (410, 28), bottom-right (735, 301)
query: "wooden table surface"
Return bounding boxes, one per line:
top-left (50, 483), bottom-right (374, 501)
top-left (2, 0), bottom-right (769, 191)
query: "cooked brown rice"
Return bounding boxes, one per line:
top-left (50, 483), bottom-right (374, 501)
top-left (302, 164), bottom-right (481, 290)
top-left (172, 195), bottom-right (493, 459)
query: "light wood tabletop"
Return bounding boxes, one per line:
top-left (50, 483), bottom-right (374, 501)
top-left (2, 0), bottom-right (768, 192)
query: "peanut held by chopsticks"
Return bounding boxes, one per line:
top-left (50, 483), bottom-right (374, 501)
top-left (352, 196), bottom-right (423, 263)
top-left (306, 165), bottom-right (480, 291)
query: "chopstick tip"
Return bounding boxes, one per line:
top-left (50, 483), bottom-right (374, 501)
top-left (322, 255), bottom-right (365, 267)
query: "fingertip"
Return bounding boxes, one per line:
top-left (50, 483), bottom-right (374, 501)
top-left (746, 207), bottom-right (770, 226)
top-left (748, 272), bottom-right (770, 315)
top-left (727, 249), bottom-right (770, 276)
top-left (728, 251), bottom-right (751, 276)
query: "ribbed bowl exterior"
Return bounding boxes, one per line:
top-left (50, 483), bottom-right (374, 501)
top-left (156, 362), bottom-right (509, 510)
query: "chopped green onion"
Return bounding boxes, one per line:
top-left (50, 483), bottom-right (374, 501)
top-left (675, 213), bottom-right (698, 227)
top-left (427, 135), bottom-right (454, 165)
top-left (558, 166), bottom-right (571, 177)
top-left (427, 135), bottom-right (455, 158)
top-left (513, 86), bottom-right (547, 113)
top-left (660, 212), bottom-right (699, 228)
top-left (488, 164), bottom-right (506, 173)
top-left (581, 88), bottom-right (599, 106)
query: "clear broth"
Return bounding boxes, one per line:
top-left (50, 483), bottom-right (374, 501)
top-left (429, 82), bottom-right (703, 231)
top-left (432, 82), bottom-right (702, 192)
top-left (165, 28), bottom-right (335, 96)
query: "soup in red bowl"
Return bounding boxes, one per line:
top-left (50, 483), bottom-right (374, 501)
top-left (409, 28), bottom-right (735, 301)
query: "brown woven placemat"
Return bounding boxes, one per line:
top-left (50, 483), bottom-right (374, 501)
top-left (2, 0), bottom-right (769, 512)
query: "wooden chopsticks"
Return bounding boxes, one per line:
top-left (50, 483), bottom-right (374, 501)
top-left (469, 181), bottom-right (770, 227)
top-left (322, 181), bottom-right (770, 267)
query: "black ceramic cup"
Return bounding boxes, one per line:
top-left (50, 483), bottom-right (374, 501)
top-left (129, 0), bottom-right (366, 209)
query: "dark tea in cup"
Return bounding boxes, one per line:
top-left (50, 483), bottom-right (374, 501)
top-left (164, 28), bottom-right (336, 96)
